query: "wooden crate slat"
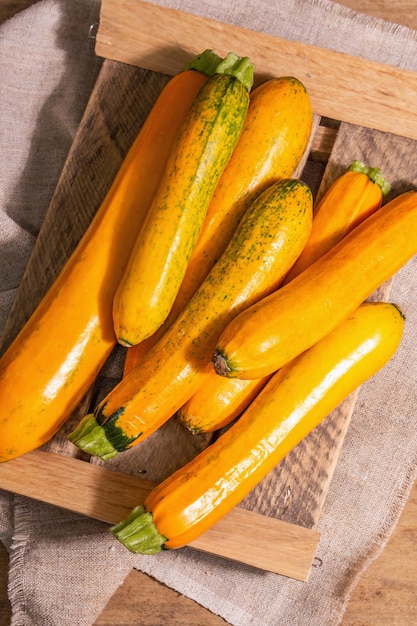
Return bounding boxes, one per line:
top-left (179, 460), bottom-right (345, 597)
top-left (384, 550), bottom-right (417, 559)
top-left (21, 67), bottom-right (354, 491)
top-left (0, 450), bottom-right (320, 581)
top-left (96, 0), bottom-right (417, 140)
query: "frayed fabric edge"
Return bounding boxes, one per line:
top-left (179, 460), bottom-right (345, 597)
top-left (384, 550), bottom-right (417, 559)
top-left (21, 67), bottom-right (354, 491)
top-left (334, 457), bottom-right (417, 625)
top-left (307, 0), bottom-right (417, 38)
top-left (8, 496), bottom-right (36, 626)
top-left (148, 0), bottom-right (417, 46)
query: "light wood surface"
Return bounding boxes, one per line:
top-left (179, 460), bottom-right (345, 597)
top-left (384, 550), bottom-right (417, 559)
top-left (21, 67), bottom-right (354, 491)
top-left (96, 0), bottom-right (417, 139)
top-left (1, 2), bottom-right (416, 626)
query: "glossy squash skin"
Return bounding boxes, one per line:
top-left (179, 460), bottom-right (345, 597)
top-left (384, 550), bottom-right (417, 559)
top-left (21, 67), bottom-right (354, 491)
top-left (177, 371), bottom-right (271, 433)
top-left (68, 179), bottom-right (313, 459)
top-left (112, 58), bottom-right (254, 348)
top-left (111, 301), bottom-right (404, 553)
top-left (213, 190), bottom-right (417, 380)
top-left (282, 160), bottom-right (390, 284)
top-left (123, 75), bottom-right (313, 374)
top-left (0, 67), bottom-right (209, 463)
top-left (177, 160), bottom-right (388, 434)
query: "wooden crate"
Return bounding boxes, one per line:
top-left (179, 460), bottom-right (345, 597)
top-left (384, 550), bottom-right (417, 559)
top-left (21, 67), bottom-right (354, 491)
top-left (1, 0), bottom-right (416, 583)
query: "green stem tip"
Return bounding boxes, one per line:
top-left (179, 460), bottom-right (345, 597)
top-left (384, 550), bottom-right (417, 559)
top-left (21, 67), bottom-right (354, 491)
top-left (215, 52), bottom-right (255, 92)
top-left (110, 505), bottom-right (167, 554)
top-left (348, 159), bottom-right (391, 197)
top-left (187, 49), bottom-right (255, 91)
top-left (67, 413), bottom-right (118, 460)
top-left (186, 49), bottom-right (224, 77)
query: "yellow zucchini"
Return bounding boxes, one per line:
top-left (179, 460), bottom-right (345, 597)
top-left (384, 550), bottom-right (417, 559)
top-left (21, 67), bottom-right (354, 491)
top-left (0, 52), bottom-right (217, 463)
top-left (110, 301), bottom-right (404, 553)
top-left (112, 53), bottom-right (255, 347)
top-left (123, 75), bottom-right (313, 375)
top-left (68, 178), bottom-right (313, 459)
top-left (283, 159), bottom-right (390, 284)
top-left (177, 372), bottom-right (271, 433)
top-left (213, 190), bottom-right (417, 380)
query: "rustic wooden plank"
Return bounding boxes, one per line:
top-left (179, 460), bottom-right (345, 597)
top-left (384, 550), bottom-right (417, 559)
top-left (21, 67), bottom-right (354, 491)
top-left (310, 124), bottom-right (337, 162)
top-left (189, 507), bottom-right (320, 581)
top-left (0, 450), bottom-right (320, 580)
top-left (0, 451), bottom-right (154, 520)
top-left (95, 566), bottom-right (227, 625)
top-left (95, 0), bottom-right (417, 140)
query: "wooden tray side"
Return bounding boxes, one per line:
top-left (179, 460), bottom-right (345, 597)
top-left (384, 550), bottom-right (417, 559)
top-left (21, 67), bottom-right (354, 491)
top-left (0, 450), bottom-right (320, 581)
top-left (96, 0), bottom-right (417, 140)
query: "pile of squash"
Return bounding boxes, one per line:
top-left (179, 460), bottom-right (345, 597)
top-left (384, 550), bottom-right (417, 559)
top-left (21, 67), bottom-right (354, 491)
top-left (1, 49), bottom-right (416, 554)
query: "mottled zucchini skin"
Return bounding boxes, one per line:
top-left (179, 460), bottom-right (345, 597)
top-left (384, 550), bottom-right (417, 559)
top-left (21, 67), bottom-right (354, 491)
top-left (69, 178), bottom-right (313, 456)
top-left (122, 74), bottom-right (313, 377)
top-left (213, 190), bottom-right (417, 381)
top-left (112, 72), bottom-right (251, 348)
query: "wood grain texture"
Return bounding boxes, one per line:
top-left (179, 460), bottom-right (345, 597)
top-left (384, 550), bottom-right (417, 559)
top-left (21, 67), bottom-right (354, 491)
top-left (0, 450), bottom-right (320, 579)
top-left (95, 565), bottom-right (229, 625)
top-left (96, 0), bottom-right (417, 140)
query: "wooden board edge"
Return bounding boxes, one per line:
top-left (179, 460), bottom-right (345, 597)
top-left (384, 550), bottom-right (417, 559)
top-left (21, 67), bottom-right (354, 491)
top-left (95, 0), bottom-right (417, 140)
top-left (0, 450), bottom-right (320, 581)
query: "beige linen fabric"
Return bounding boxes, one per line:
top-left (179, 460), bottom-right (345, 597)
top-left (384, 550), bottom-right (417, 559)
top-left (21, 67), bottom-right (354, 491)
top-left (1, 1), bottom-right (417, 625)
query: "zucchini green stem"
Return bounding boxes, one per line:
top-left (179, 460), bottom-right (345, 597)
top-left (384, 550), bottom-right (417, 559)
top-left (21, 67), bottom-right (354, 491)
top-left (186, 49), bottom-right (224, 76)
top-left (348, 160), bottom-right (391, 196)
top-left (110, 505), bottom-right (167, 554)
top-left (215, 52), bottom-right (255, 92)
top-left (187, 49), bottom-right (255, 92)
top-left (67, 414), bottom-right (118, 460)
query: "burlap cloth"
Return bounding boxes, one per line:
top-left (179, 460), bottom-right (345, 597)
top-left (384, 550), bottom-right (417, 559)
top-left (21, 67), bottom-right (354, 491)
top-left (1, 1), bottom-right (417, 624)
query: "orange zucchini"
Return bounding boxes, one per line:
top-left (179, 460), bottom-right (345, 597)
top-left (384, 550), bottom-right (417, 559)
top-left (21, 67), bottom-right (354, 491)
top-left (68, 179), bottom-right (313, 459)
top-left (177, 372), bottom-right (271, 433)
top-left (0, 52), bottom-right (218, 463)
top-left (283, 159), bottom-right (390, 284)
top-left (110, 301), bottom-right (404, 553)
top-left (178, 160), bottom-right (389, 434)
top-left (112, 53), bottom-right (255, 348)
top-left (212, 189), bottom-right (417, 380)
top-left (123, 75), bottom-right (312, 375)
